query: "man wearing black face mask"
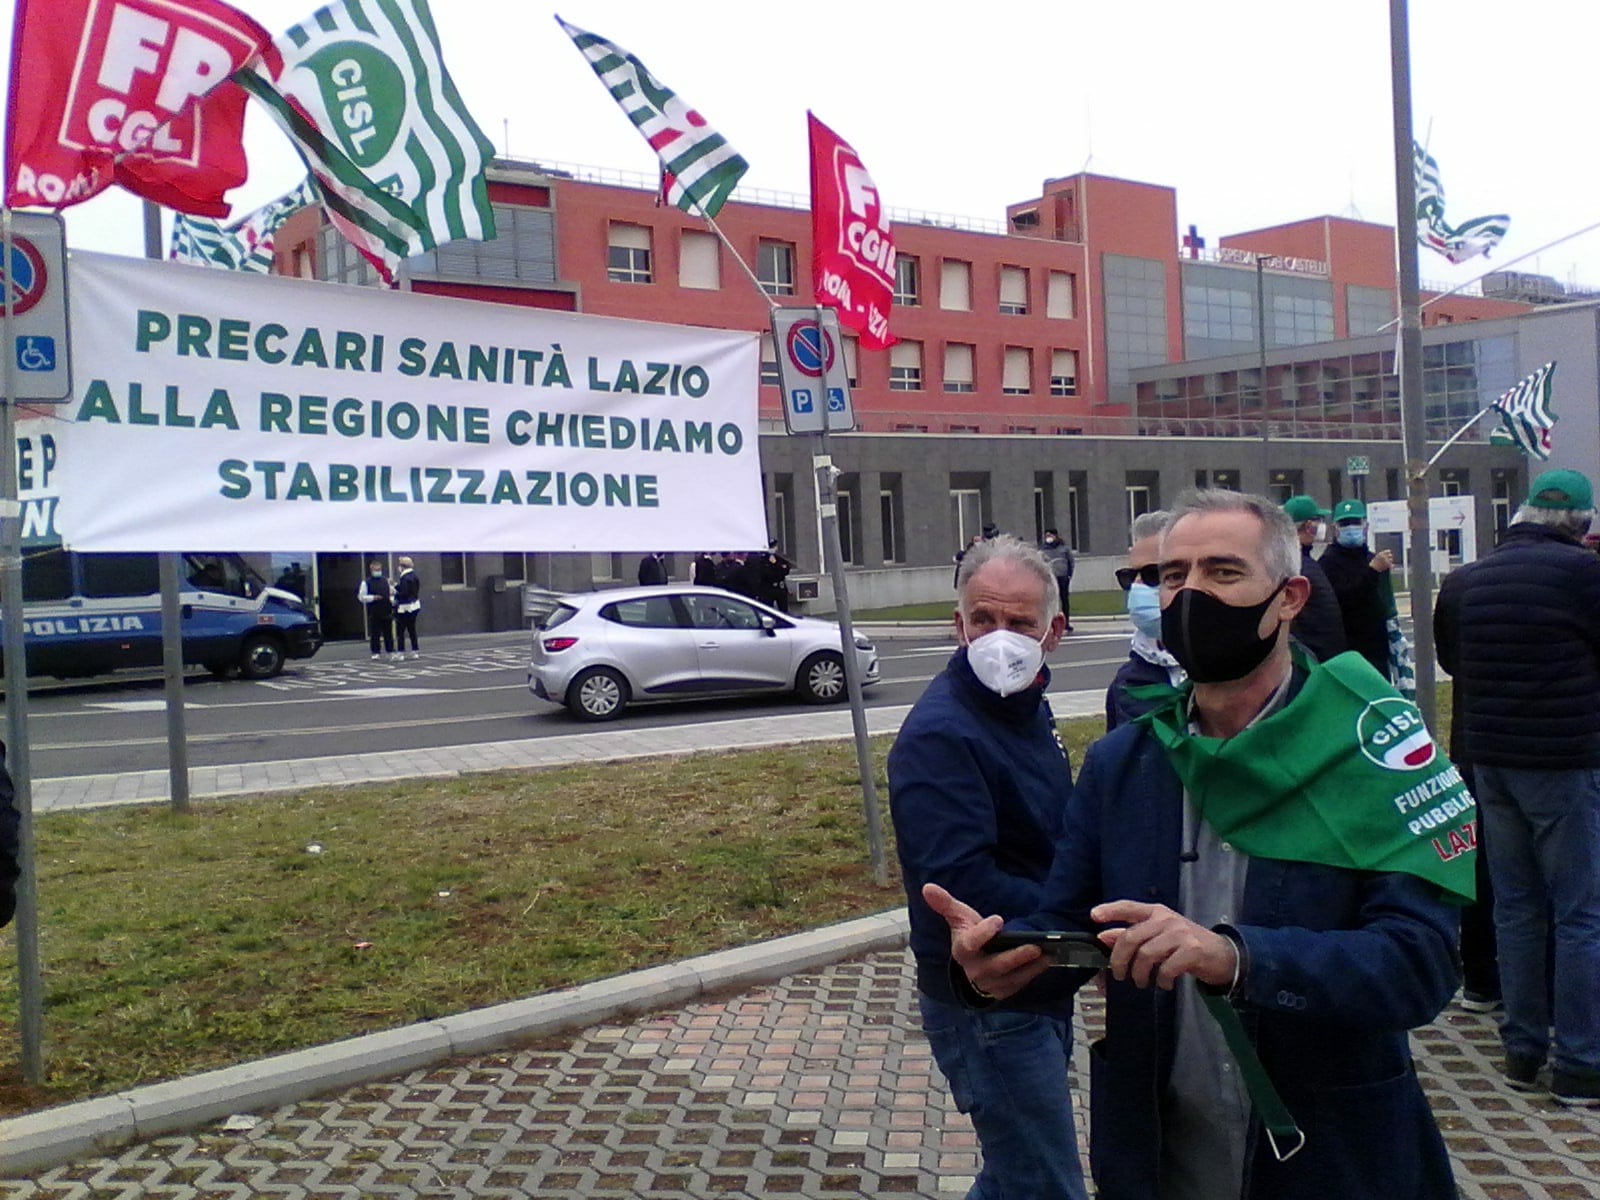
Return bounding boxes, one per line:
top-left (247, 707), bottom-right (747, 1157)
top-left (926, 489), bottom-right (1463, 1200)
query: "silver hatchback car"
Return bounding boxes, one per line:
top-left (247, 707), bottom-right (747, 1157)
top-left (528, 585), bottom-right (880, 721)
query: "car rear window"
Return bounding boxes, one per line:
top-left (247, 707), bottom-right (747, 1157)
top-left (602, 597), bottom-right (683, 629)
top-left (541, 604), bottom-right (580, 631)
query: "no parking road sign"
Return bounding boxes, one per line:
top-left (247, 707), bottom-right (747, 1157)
top-left (771, 307), bottom-right (855, 434)
top-left (1, 212), bottom-right (72, 404)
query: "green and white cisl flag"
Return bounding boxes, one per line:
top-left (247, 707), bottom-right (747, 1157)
top-left (171, 178), bottom-right (321, 273)
top-left (1138, 650), bottom-right (1476, 903)
top-left (1491, 361), bottom-right (1557, 460)
top-left (556, 15), bottom-right (748, 217)
top-left (239, 0), bottom-right (496, 282)
top-left (1413, 141), bottom-right (1509, 265)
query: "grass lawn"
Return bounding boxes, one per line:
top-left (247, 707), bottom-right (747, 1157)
top-left (0, 716), bottom-right (1111, 1118)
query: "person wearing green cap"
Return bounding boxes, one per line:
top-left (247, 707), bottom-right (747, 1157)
top-left (1434, 466), bottom-right (1600, 1107)
top-left (1318, 498), bottom-right (1396, 677)
top-left (1280, 495), bottom-right (1347, 662)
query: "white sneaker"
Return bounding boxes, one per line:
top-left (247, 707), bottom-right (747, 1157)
top-left (390, 652), bottom-right (405, 662)
top-left (408, 651), bottom-right (421, 660)
top-left (370, 653), bottom-right (381, 661)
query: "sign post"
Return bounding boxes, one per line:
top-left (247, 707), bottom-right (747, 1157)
top-left (771, 307), bottom-right (885, 885)
top-left (1, 208), bottom-right (71, 1083)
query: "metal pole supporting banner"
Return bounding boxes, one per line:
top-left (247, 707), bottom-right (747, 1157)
top-left (2, 206), bottom-right (45, 1081)
top-left (1255, 255), bottom-right (1271, 485)
top-left (1389, 0), bottom-right (1438, 728)
top-left (812, 306), bottom-right (886, 886)
top-left (144, 201), bottom-right (190, 812)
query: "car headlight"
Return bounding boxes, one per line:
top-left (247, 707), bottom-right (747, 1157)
top-left (854, 635), bottom-right (873, 650)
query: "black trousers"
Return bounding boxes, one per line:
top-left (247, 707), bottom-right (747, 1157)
top-left (367, 609), bottom-right (394, 654)
top-left (395, 611), bottom-right (420, 651)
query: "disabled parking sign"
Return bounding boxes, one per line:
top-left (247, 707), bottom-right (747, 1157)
top-left (1, 212), bottom-right (72, 403)
top-left (771, 307), bottom-right (855, 434)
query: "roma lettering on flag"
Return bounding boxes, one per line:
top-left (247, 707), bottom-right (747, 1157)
top-left (239, 0), bottom-right (496, 283)
top-left (808, 112), bottom-right (896, 351)
top-left (171, 177), bottom-right (320, 272)
top-left (1491, 361), bottom-right (1557, 460)
top-left (4, 0), bottom-right (269, 216)
top-left (1137, 650), bottom-right (1477, 903)
top-left (556, 16), bottom-right (748, 218)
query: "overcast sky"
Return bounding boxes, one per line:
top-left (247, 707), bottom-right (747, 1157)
top-left (6, 0), bottom-right (1596, 292)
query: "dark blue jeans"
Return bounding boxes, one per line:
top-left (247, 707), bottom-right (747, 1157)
top-left (918, 993), bottom-right (1087, 1200)
top-left (1476, 765), bottom-right (1600, 1076)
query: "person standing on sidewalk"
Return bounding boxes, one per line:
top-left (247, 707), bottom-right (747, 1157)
top-left (1434, 467), bottom-right (1600, 1106)
top-left (888, 535), bottom-right (1088, 1200)
top-left (928, 490), bottom-right (1463, 1199)
top-left (1039, 528), bottom-right (1076, 633)
top-left (1106, 510), bottom-right (1184, 731)
top-left (393, 556), bottom-right (423, 660)
top-left (357, 559), bottom-right (397, 662)
top-left (1281, 495), bottom-right (1347, 661)
top-left (1317, 499), bottom-right (1395, 678)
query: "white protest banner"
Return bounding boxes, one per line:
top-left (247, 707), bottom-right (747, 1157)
top-left (51, 253), bottom-right (764, 552)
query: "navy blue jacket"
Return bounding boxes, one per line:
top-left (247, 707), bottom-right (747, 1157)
top-left (1291, 546), bottom-right (1348, 662)
top-left (1023, 720), bottom-right (1460, 1200)
top-left (888, 650), bottom-right (1078, 1012)
top-left (1104, 650), bottom-right (1173, 732)
top-left (1435, 521), bottom-right (1600, 769)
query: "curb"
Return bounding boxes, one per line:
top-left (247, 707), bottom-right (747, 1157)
top-left (0, 910), bottom-right (910, 1177)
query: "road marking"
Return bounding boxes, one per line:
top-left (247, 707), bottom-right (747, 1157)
top-left (82, 700), bottom-right (194, 712)
top-left (336, 687), bottom-right (454, 699)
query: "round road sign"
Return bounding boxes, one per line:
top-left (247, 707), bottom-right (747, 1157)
top-left (785, 319), bottom-right (836, 379)
top-left (1, 237), bottom-right (48, 317)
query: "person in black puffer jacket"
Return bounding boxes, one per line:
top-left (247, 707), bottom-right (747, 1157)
top-left (1281, 495), bottom-right (1347, 661)
top-left (1434, 467), bottom-right (1600, 1107)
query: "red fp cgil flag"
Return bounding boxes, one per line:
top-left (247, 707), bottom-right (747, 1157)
top-left (4, 0), bottom-right (270, 216)
top-left (808, 112), bottom-right (897, 351)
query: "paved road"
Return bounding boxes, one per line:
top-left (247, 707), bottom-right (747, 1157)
top-left (22, 624), bottom-right (1132, 779)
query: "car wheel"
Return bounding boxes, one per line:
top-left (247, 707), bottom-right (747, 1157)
top-left (797, 651), bottom-right (847, 704)
top-left (567, 667), bottom-right (629, 721)
top-left (237, 634), bottom-right (286, 680)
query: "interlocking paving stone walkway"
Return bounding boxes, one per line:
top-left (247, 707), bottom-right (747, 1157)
top-left (4, 951), bottom-right (1595, 1199)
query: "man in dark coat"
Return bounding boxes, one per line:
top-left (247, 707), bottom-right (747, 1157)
top-left (1435, 467), bottom-right (1600, 1106)
top-left (1318, 499), bottom-right (1394, 676)
top-left (691, 552), bottom-right (719, 587)
top-left (1281, 494), bottom-right (1347, 661)
top-left (929, 488), bottom-right (1461, 1200)
top-left (754, 541), bottom-right (792, 611)
top-left (636, 552), bottom-right (668, 586)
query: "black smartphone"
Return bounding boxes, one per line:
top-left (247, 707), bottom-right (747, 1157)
top-left (983, 929), bottom-right (1109, 969)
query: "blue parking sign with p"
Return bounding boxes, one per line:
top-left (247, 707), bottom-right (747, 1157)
top-left (790, 389), bottom-right (815, 414)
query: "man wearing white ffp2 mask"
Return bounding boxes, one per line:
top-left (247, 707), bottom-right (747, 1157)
top-left (887, 535), bottom-right (1086, 1200)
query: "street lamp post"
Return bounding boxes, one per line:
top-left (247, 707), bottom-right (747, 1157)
top-left (1255, 254), bottom-right (1279, 486)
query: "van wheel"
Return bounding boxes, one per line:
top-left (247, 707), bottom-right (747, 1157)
top-left (238, 635), bottom-right (286, 680)
top-left (797, 651), bottom-right (847, 703)
top-left (567, 667), bottom-right (628, 721)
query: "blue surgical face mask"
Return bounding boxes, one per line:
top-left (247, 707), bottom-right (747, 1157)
top-left (1126, 581), bottom-right (1163, 639)
top-left (1336, 525), bottom-right (1366, 548)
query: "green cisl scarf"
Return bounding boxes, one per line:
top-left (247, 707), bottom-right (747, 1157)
top-left (1134, 649), bottom-right (1477, 903)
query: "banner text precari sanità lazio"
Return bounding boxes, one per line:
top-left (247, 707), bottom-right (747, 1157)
top-left (47, 253), bottom-right (765, 553)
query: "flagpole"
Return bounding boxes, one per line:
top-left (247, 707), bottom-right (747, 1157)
top-left (1389, 0), bottom-right (1438, 728)
top-left (1421, 405), bottom-right (1494, 475)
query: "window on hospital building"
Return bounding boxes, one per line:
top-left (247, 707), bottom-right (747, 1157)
top-left (758, 240), bottom-right (796, 296)
top-left (1047, 271), bottom-right (1076, 319)
top-left (889, 341), bottom-right (923, 391)
top-left (679, 231), bottom-right (720, 289)
top-left (941, 259), bottom-right (972, 311)
top-left (759, 333), bottom-right (780, 386)
top-left (1002, 347), bottom-right (1032, 394)
top-left (1050, 349), bottom-right (1079, 397)
top-left (842, 335), bottom-right (859, 386)
top-left (999, 266), bottom-right (1029, 315)
top-left (607, 224), bottom-right (652, 284)
top-left (894, 255), bottom-right (921, 306)
top-left (943, 343), bottom-right (975, 393)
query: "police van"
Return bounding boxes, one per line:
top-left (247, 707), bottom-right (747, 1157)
top-left (6, 549), bottom-right (323, 680)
